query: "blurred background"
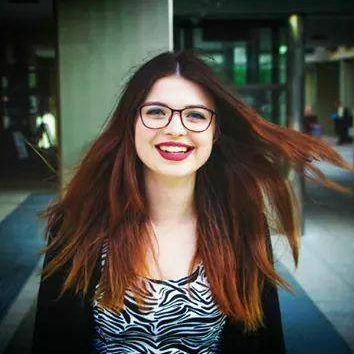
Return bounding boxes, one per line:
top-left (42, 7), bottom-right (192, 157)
top-left (0, 0), bottom-right (353, 353)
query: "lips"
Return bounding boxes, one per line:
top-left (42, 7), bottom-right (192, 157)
top-left (155, 144), bottom-right (194, 161)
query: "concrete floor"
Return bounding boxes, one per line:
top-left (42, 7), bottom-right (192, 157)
top-left (273, 137), bottom-right (354, 352)
top-left (0, 137), bottom-right (353, 353)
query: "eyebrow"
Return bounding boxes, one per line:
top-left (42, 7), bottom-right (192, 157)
top-left (143, 101), bottom-right (213, 111)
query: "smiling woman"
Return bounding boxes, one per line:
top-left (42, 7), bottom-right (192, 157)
top-left (32, 50), bottom-right (354, 354)
top-left (135, 75), bottom-right (216, 180)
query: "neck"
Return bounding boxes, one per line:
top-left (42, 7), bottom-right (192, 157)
top-left (144, 170), bottom-right (196, 225)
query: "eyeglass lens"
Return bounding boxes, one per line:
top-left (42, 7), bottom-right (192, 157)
top-left (140, 104), bottom-right (212, 132)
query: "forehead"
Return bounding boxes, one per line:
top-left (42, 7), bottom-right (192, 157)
top-left (144, 75), bottom-right (214, 109)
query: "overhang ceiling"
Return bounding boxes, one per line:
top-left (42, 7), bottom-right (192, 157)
top-left (0, 0), bottom-right (353, 50)
top-left (174, 0), bottom-right (354, 51)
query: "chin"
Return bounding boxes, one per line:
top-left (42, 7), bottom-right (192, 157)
top-left (150, 166), bottom-right (197, 179)
top-left (160, 170), bottom-right (196, 178)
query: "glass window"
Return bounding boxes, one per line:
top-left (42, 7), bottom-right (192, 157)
top-left (259, 54), bottom-right (272, 84)
top-left (180, 22), bottom-right (288, 125)
top-left (259, 28), bottom-right (272, 84)
top-left (200, 52), bottom-right (226, 82)
top-left (233, 45), bottom-right (247, 86)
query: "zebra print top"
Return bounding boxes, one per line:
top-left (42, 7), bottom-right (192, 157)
top-left (92, 247), bottom-right (227, 353)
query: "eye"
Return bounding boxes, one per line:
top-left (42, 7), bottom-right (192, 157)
top-left (146, 108), bottom-right (166, 115)
top-left (186, 111), bottom-right (207, 120)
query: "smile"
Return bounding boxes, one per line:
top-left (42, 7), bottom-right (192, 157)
top-left (155, 145), bottom-right (194, 161)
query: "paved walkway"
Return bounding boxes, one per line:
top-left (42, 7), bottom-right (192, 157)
top-left (0, 137), bottom-right (353, 353)
top-left (274, 137), bottom-right (354, 352)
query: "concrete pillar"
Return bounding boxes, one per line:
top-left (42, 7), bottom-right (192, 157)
top-left (57, 0), bottom-right (173, 185)
top-left (339, 60), bottom-right (354, 163)
top-left (287, 14), bottom-right (305, 235)
top-left (305, 64), bottom-right (317, 111)
top-left (339, 60), bottom-right (354, 110)
top-left (288, 14), bottom-right (304, 132)
top-left (315, 62), bottom-right (339, 137)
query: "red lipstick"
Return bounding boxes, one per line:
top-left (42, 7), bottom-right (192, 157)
top-left (155, 142), bottom-right (194, 161)
top-left (156, 148), bottom-right (194, 161)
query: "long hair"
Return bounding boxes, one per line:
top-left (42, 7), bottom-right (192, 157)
top-left (40, 50), bottom-right (354, 331)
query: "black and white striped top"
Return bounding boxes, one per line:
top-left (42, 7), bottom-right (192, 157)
top-left (92, 247), bottom-right (227, 353)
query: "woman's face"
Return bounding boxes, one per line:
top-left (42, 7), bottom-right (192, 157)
top-left (135, 75), bottom-right (216, 180)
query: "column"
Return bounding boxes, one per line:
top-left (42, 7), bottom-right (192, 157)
top-left (57, 0), bottom-right (173, 185)
top-left (287, 14), bottom-right (305, 234)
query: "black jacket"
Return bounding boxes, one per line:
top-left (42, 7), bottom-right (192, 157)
top-left (32, 223), bottom-right (286, 354)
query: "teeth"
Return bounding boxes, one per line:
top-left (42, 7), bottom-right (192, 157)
top-left (159, 146), bottom-right (188, 153)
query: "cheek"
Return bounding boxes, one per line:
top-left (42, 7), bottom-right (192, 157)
top-left (134, 120), bottom-right (156, 158)
top-left (195, 133), bottom-right (214, 161)
top-left (134, 120), bottom-right (145, 157)
top-left (134, 120), bottom-right (142, 146)
top-left (135, 119), bottom-right (148, 146)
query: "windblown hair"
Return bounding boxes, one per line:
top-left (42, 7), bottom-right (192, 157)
top-left (40, 50), bottom-right (354, 331)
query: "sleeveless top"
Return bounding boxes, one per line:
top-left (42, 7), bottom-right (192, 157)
top-left (92, 246), bottom-right (227, 353)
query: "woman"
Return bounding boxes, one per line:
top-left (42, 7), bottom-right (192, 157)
top-left (32, 51), bottom-right (353, 354)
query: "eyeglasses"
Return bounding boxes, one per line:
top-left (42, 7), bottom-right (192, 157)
top-left (139, 102), bottom-right (216, 132)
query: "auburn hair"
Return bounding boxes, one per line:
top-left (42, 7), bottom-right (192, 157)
top-left (40, 50), bottom-right (354, 331)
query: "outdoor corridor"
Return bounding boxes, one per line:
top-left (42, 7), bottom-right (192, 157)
top-left (0, 137), bottom-right (353, 354)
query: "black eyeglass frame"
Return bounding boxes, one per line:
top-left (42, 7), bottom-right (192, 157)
top-left (138, 102), bottom-right (216, 133)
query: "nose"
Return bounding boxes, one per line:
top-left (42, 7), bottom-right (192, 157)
top-left (163, 111), bottom-right (187, 135)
